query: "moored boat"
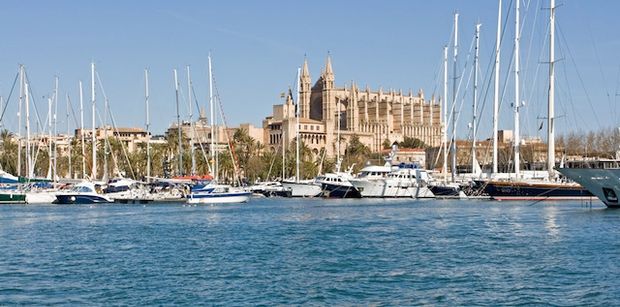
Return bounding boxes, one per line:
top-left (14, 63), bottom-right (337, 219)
top-left (54, 182), bottom-right (113, 204)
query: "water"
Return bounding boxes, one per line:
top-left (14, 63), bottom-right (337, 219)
top-left (0, 198), bottom-right (619, 305)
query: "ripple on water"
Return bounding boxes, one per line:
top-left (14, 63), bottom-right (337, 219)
top-left (0, 200), bottom-right (618, 305)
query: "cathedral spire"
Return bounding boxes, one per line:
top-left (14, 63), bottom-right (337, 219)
top-left (301, 57), bottom-right (310, 79)
top-left (324, 54), bottom-right (334, 76)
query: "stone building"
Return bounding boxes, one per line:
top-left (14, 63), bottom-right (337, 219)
top-left (263, 56), bottom-right (442, 158)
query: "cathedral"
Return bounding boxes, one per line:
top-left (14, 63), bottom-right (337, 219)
top-left (262, 56), bottom-right (442, 158)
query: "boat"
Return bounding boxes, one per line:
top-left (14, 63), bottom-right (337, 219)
top-left (186, 54), bottom-right (251, 205)
top-left (187, 181), bottom-right (251, 204)
top-left (0, 186), bottom-right (26, 204)
top-left (349, 162), bottom-right (435, 198)
top-left (281, 179), bottom-right (322, 198)
top-left (103, 178), bottom-right (154, 204)
top-left (24, 182), bottom-right (57, 204)
top-left (478, 0), bottom-right (592, 201)
top-left (54, 182), bottom-right (113, 204)
top-left (558, 159), bottom-right (619, 207)
top-left (249, 181), bottom-right (292, 197)
top-left (316, 171), bottom-right (360, 198)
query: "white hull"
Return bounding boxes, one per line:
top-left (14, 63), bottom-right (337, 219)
top-left (281, 181), bottom-right (322, 197)
top-left (349, 179), bottom-right (435, 198)
top-left (559, 168), bottom-right (620, 207)
top-left (25, 191), bottom-right (57, 204)
top-left (187, 193), bottom-right (251, 204)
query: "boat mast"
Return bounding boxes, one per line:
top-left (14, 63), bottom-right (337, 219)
top-left (174, 68), bottom-right (182, 176)
top-left (53, 76), bottom-right (58, 180)
top-left (103, 80), bottom-right (108, 181)
top-left (451, 12), bottom-right (459, 183)
top-left (91, 62), bottom-right (97, 180)
top-left (187, 65), bottom-right (196, 176)
top-left (472, 23), bottom-right (481, 175)
top-left (513, 0), bottom-right (521, 179)
top-left (295, 67), bottom-right (301, 182)
top-left (79, 81), bottom-right (86, 179)
top-left (66, 93), bottom-right (71, 179)
top-left (493, 0), bottom-right (502, 175)
top-left (25, 81), bottom-right (32, 178)
top-left (145, 69), bottom-right (151, 182)
top-left (17, 65), bottom-right (23, 177)
top-left (442, 46), bottom-right (448, 178)
top-left (547, 0), bottom-right (556, 179)
top-left (47, 96), bottom-right (53, 179)
top-left (208, 53), bottom-right (216, 181)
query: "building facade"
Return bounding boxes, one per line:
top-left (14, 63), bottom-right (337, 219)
top-left (263, 57), bottom-right (443, 158)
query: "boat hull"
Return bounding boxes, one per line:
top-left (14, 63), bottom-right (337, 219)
top-left (0, 192), bottom-right (26, 204)
top-left (559, 168), bottom-right (620, 207)
top-left (55, 194), bottom-right (113, 204)
top-left (349, 179), bottom-right (434, 198)
top-left (25, 191), bottom-right (57, 204)
top-left (480, 180), bottom-right (593, 201)
top-left (320, 183), bottom-right (361, 198)
top-left (281, 181), bottom-right (322, 197)
top-left (187, 192), bottom-right (251, 204)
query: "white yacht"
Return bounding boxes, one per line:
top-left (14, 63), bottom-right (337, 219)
top-left (187, 181), bottom-right (251, 204)
top-left (349, 163), bottom-right (434, 198)
top-left (559, 159), bottom-right (620, 208)
top-left (281, 179), bottom-right (322, 198)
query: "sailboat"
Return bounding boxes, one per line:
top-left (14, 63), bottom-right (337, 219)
top-left (479, 0), bottom-right (592, 201)
top-left (187, 54), bottom-right (251, 204)
top-left (280, 66), bottom-right (322, 198)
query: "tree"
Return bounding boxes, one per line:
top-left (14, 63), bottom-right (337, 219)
top-left (399, 136), bottom-right (427, 149)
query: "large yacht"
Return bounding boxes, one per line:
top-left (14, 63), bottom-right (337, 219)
top-left (559, 159), bottom-right (620, 208)
top-left (349, 163), bottom-right (434, 198)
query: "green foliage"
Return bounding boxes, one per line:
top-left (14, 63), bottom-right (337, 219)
top-left (399, 136), bottom-right (427, 149)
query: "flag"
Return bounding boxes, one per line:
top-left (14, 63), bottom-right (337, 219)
top-left (538, 121), bottom-right (544, 131)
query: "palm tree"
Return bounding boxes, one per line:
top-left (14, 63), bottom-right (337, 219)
top-left (0, 129), bottom-right (18, 174)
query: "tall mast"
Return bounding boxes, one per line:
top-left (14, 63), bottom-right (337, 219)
top-left (187, 65), bottom-right (196, 175)
top-left (103, 91), bottom-right (108, 180)
top-left (17, 65), bottom-right (23, 177)
top-left (493, 0), bottom-right (502, 174)
top-left (472, 23), bottom-right (481, 175)
top-left (47, 97), bottom-right (53, 179)
top-left (79, 81), bottom-right (86, 179)
top-left (208, 54), bottom-right (216, 181)
top-left (451, 12), bottom-right (459, 183)
top-left (547, 0), bottom-right (556, 179)
top-left (145, 69), bottom-right (151, 182)
top-left (442, 46), bottom-right (448, 178)
top-left (66, 93), bottom-right (71, 179)
top-left (295, 67), bottom-right (301, 182)
top-left (25, 81), bottom-right (31, 178)
top-left (174, 68), bottom-right (182, 176)
top-left (91, 62), bottom-right (97, 180)
top-left (514, 0), bottom-right (521, 179)
top-left (53, 76), bottom-right (58, 180)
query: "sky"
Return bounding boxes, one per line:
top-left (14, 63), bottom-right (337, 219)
top-left (0, 0), bottom-right (619, 141)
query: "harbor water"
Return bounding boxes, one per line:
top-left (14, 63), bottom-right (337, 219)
top-left (0, 198), bottom-right (619, 305)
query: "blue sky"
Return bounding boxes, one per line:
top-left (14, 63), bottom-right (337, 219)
top-left (0, 0), bottom-right (618, 141)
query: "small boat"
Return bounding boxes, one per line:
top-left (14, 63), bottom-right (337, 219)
top-left (187, 182), bottom-right (251, 204)
top-left (316, 171), bottom-right (360, 198)
top-left (0, 187), bottom-right (26, 204)
top-left (281, 179), bottom-right (322, 198)
top-left (249, 181), bottom-right (292, 197)
top-left (103, 178), bottom-right (154, 204)
top-left (54, 182), bottom-right (113, 204)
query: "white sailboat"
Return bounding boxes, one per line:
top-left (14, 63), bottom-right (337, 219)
top-left (281, 65), bottom-right (322, 197)
top-left (187, 54), bottom-right (251, 204)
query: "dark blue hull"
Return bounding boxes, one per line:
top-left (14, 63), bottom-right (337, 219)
top-left (429, 185), bottom-right (461, 197)
top-left (321, 183), bottom-right (361, 198)
top-left (55, 194), bottom-right (112, 204)
top-left (479, 180), bottom-right (593, 200)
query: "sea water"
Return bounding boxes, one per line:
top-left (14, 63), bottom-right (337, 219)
top-left (0, 198), bottom-right (618, 305)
